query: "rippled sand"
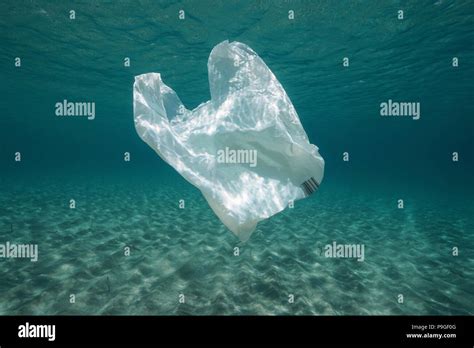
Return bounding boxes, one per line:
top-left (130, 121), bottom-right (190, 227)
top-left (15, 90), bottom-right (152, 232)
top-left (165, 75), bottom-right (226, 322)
top-left (0, 172), bottom-right (472, 315)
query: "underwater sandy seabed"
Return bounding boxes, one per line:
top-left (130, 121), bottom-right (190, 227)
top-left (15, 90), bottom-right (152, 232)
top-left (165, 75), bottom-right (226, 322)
top-left (0, 170), bottom-right (472, 316)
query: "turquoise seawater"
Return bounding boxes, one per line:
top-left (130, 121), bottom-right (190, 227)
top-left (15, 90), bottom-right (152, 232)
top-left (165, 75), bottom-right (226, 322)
top-left (0, 0), bottom-right (473, 315)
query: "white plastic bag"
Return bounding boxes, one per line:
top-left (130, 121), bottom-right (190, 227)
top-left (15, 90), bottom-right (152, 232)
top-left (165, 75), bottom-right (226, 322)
top-left (133, 40), bottom-right (324, 241)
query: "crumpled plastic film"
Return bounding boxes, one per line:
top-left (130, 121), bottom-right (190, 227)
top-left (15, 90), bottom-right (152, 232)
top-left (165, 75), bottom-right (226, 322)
top-left (133, 40), bottom-right (324, 241)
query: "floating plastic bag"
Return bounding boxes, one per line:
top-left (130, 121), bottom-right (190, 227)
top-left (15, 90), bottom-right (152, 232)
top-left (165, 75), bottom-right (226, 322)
top-left (133, 40), bottom-right (324, 241)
